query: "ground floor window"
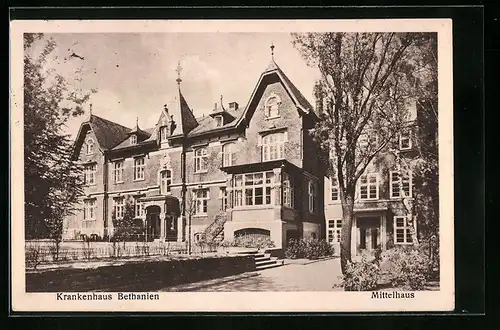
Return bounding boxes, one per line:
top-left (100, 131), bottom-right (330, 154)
top-left (134, 198), bottom-right (145, 218)
top-left (283, 172), bottom-right (294, 208)
top-left (113, 197), bottom-right (125, 219)
top-left (394, 216), bottom-right (413, 244)
top-left (219, 187), bottom-right (228, 211)
top-left (83, 199), bottom-right (96, 228)
top-left (328, 219), bottom-right (342, 244)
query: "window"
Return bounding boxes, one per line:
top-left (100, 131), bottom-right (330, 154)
top-left (215, 116), bottom-right (223, 127)
top-left (399, 130), bottom-right (412, 150)
top-left (262, 132), bottom-right (286, 161)
top-left (233, 171), bottom-right (274, 207)
top-left (114, 197), bottom-right (125, 219)
top-left (194, 148), bottom-right (208, 172)
top-left (220, 187), bottom-right (228, 211)
top-left (83, 199), bottom-right (96, 220)
top-left (265, 95), bottom-right (280, 118)
top-left (193, 189), bottom-right (209, 215)
top-left (134, 198), bottom-right (144, 218)
top-left (390, 171), bottom-right (413, 198)
top-left (331, 176), bottom-right (339, 201)
top-left (160, 170), bottom-right (172, 195)
top-left (84, 164), bottom-right (96, 185)
top-left (86, 138), bottom-right (94, 155)
top-left (222, 143), bottom-right (236, 167)
top-left (130, 134), bottom-right (137, 145)
top-left (160, 126), bottom-right (169, 142)
top-left (359, 173), bottom-right (379, 200)
top-left (308, 180), bottom-right (317, 213)
top-left (328, 220), bottom-right (342, 244)
top-left (283, 172), bottom-right (294, 208)
top-left (394, 216), bottom-right (413, 244)
top-left (359, 130), bottom-right (378, 148)
top-left (114, 161), bottom-right (124, 183)
top-left (134, 157), bottom-right (145, 180)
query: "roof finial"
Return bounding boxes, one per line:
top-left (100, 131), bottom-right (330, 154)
top-left (89, 103), bottom-right (93, 119)
top-left (270, 42), bottom-right (275, 61)
top-left (175, 61), bottom-right (182, 86)
top-left (136, 116), bottom-right (139, 127)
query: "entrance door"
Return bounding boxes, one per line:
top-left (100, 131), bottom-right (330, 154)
top-left (357, 217), bottom-right (380, 255)
top-left (146, 212), bottom-right (160, 241)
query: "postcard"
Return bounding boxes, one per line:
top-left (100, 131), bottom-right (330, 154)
top-left (10, 18), bottom-right (454, 312)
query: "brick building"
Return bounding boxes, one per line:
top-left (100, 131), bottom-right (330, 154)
top-left (64, 51), bottom-right (424, 256)
top-left (64, 55), bottom-right (326, 249)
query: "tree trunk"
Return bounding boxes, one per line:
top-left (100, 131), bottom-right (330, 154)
top-left (340, 193), bottom-right (355, 274)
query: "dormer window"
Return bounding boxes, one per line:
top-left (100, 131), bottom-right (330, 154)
top-left (215, 115), bottom-right (223, 128)
top-left (130, 134), bottom-right (137, 145)
top-left (265, 94), bottom-right (281, 118)
top-left (160, 126), bottom-right (169, 142)
top-left (86, 138), bottom-right (94, 155)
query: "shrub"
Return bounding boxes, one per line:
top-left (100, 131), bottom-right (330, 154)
top-left (285, 238), bottom-right (333, 259)
top-left (381, 246), bottom-right (431, 290)
top-left (26, 243), bottom-right (43, 270)
top-left (338, 255), bottom-right (381, 291)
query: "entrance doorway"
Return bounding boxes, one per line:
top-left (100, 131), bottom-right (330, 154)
top-left (357, 216), bottom-right (380, 255)
top-left (145, 205), bottom-right (161, 241)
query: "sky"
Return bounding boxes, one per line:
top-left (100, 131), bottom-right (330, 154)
top-left (29, 33), bottom-right (320, 139)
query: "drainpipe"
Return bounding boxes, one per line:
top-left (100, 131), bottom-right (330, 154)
top-left (181, 136), bottom-right (190, 254)
top-left (103, 151), bottom-right (109, 240)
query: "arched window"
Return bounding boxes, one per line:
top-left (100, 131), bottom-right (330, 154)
top-left (194, 148), bottom-right (208, 172)
top-left (262, 132), bottom-right (286, 161)
top-left (86, 138), bottom-right (94, 155)
top-left (265, 94), bottom-right (281, 118)
top-left (222, 142), bottom-right (236, 167)
top-left (160, 169), bottom-right (172, 195)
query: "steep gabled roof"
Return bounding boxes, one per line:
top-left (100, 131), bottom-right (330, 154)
top-left (89, 114), bottom-right (132, 150)
top-left (235, 59), bottom-right (315, 127)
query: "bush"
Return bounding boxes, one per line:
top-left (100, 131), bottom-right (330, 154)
top-left (338, 255), bottom-right (381, 291)
top-left (381, 246), bottom-right (431, 290)
top-left (231, 235), bottom-right (275, 249)
top-left (285, 238), bottom-right (333, 259)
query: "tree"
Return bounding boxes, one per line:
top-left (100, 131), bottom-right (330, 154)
top-left (292, 32), bottom-right (433, 274)
top-left (111, 199), bottom-right (143, 242)
top-left (24, 34), bottom-right (94, 252)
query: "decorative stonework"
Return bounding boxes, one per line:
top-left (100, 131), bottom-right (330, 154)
top-left (160, 153), bottom-right (172, 170)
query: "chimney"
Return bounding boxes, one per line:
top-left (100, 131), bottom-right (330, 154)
top-left (229, 102), bottom-right (239, 110)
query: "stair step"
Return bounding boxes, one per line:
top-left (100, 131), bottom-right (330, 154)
top-left (255, 259), bottom-right (276, 266)
top-left (254, 254), bottom-right (270, 261)
top-left (256, 261), bottom-right (284, 271)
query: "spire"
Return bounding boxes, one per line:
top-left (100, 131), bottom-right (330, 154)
top-left (265, 43), bottom-right (279, 72)
top-left (88, 103), bottom-right (93, 121)
top-left (175, 61), bottom-right (182, 86)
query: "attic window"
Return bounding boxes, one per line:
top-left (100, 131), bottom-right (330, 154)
top-left (130, 134), bottom-right (137, 145)
top-left (86, 138), bottom-right (94, 155)
top-left (160, 126), bottom-right (169, 142)
top-left (265, 94), bottom-right (281, 119)
top-left (215, 116), bottom-right (223, 128)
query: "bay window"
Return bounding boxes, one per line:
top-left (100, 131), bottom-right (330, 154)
top-left (233, 171), bottom-right (274, 207)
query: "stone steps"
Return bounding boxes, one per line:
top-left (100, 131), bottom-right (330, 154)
top-left (228, 249), bottom-right (284, 271)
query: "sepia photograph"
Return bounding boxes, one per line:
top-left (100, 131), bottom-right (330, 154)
top-left (10, 19), bottom-right (454, 312)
